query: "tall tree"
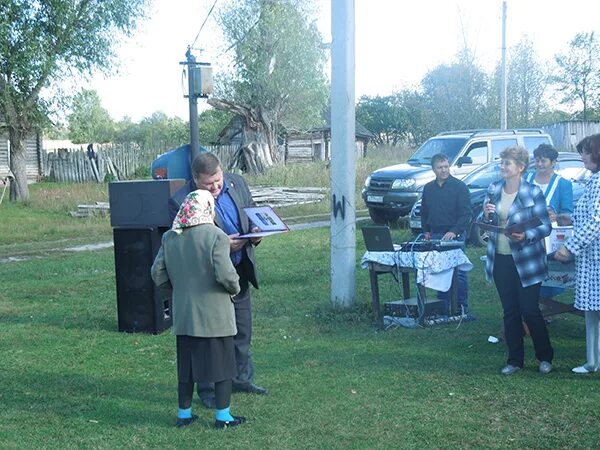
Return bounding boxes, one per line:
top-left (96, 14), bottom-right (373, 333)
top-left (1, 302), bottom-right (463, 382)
top-left (0, 0), bottom-right (148, 201)
top-left (68, 89), bottom-right (114, 144)
top-left (394, 89), bottom-right (433, 146)
top-left (356, 90), bottom-right (431, 147)
top-left (211, 0), bottom-right (328, 173)
top-left (113, 116), bottom-right (141, 144)
top-left (110, 113), bottom-right (189, 151)
top-left (421, 49), bottom-right (493, 133)
top-left (199, 108), bottom-right (232, 145)
top-left (356, 95), bottom-right (404, 147)
top-left (490, 37), bottom-right (549, 127)
top-left (136, 112), bottom-right (189, 151)
top-left (507, 38), bottom-right (548, 127)
top-left (553, 32), bottom-right (600, 120)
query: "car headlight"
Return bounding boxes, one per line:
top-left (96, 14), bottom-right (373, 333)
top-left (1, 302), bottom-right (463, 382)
top-left (391, 178), bottom-right (416, 189)
top-left (364, 175), bottom-right (371, 187)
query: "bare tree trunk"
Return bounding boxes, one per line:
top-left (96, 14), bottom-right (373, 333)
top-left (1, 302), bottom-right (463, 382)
top-left (208, 98), bottom-right (277, 173)
top-left (256, 105), bottom-right (278, 163)
top-left (8, 128), bottom-right (30, 202)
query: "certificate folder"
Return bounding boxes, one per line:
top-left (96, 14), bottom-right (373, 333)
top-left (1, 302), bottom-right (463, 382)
top-left (235, 206), bottom-right (289, 239)
top-left (475, 216), bottom-right (542, 235)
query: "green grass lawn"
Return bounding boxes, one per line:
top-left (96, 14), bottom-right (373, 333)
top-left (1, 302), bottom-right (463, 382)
top-left (1, 223), bottom-right (599, 449)
top-left (0, 183), bottom-right (113, 251)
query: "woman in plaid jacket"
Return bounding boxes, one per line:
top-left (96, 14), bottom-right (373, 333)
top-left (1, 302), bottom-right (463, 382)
top-left (481, 145), bottom-right (553, 376)
top-left (555, 134), bottom-right (600, 374)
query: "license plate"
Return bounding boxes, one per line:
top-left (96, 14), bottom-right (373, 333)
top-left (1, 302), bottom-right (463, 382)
top-left (367, 195), bottom-right (383, 203)
top-left (410, 219), bottom-right (421, 229)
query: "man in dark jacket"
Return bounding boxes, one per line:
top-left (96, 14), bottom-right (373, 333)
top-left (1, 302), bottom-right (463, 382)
top-left (169, 152), bottom-right (267, 408)
top-left (420, 153), bottom-right (472, 314)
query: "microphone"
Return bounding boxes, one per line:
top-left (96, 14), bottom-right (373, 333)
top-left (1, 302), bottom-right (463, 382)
top-left (486, 185), bottom-right (498, 225)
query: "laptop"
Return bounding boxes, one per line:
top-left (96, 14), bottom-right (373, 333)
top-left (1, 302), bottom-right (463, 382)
top-left (361, 226), bottom-right (396, 252)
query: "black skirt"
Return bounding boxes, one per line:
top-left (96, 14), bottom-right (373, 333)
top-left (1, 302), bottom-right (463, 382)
top-left (176, 335), bottom-right (236, 383)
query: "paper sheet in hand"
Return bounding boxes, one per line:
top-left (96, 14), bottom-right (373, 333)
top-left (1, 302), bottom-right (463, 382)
top-left (235, 206), bottom-right (289, 239)
top-left (475, 216), bottom-right (542, 235)
top-left (545, 225), bottom-right (573, 255)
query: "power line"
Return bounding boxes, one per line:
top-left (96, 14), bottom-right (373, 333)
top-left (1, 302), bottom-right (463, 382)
top-left (190, 0), bottom-right (219, 50)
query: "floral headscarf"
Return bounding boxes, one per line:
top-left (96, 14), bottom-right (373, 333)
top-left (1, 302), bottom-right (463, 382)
top-left (172, 189), bottom-right (215, 234)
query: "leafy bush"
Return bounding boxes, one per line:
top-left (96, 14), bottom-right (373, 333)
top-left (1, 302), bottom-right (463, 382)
top-left (103, 173), bottom-right (116, 183)
top-left (130, 165), bottom-right (151, 180)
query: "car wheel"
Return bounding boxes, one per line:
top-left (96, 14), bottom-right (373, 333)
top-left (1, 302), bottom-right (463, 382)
top-left (469, 221), bottom-right (489, 246)
top-left (368, 208), bottom-right (399, 225)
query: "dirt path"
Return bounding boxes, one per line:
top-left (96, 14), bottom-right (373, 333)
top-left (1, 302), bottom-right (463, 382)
top-left (0, 241), bottom-right (114, 264)
top-left (0, 218), bottom-right (371, 264)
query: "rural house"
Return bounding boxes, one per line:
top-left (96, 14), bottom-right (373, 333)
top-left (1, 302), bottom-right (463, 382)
top-left (215, 115), bottom-right (375, 165)
top-left (284, 118), bottom-right (374, 164)
top-left (0, 121), bottom-right (44, 183)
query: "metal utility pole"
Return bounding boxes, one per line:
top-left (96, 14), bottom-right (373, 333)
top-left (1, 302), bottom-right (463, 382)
top-left (185, 47), bottom-right (201, 162)
top-left (330, 0), bottom-right (356, 308)
top-left (182, 48), bottom-right (213, 162)
top-left (500, 1), bottom-right (508, 130)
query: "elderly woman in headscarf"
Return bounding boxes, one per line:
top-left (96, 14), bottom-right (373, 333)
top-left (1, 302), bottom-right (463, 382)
top-left (151, 189), bottom-right (245, 429)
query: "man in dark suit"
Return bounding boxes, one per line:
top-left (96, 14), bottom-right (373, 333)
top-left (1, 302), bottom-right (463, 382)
top-left (169, 152), bottom-right (267, 408)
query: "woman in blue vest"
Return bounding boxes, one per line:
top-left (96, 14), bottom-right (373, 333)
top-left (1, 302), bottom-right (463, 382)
top-left (525, 144), bottom-right (573, 220)
top-left (526, 144), bottom-right (573, 299)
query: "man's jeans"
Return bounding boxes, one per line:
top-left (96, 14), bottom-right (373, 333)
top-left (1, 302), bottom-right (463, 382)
top-left (429, 233), bottom-right (469, 313)
top-left (436, 269), bottom-right (469, 313)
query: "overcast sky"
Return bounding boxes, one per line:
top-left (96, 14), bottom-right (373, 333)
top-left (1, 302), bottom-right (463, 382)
top-left (85, 0), bottom-right (600, 122)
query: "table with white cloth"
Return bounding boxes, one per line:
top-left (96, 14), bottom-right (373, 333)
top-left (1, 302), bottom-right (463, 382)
top-left (360, 248), bottom-right (473, 328)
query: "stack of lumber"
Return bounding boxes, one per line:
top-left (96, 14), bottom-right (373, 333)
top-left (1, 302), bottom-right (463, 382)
top-left (249, 186), bottom-right (327, 207)
top-left (68, 187), bottom-right (326, 218)
top-left (69, 202), bottom-right (110, 218)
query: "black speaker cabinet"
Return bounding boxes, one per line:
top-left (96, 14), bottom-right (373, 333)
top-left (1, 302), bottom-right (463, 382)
top-left (113, 227), bottom-right (172, 334)
top-left (109, 179), bottom-right (185, 228)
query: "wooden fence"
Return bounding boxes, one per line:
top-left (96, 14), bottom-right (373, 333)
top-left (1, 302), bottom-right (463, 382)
top-left (43, 143), bottom-right (237, 183)
top-left (542, 121), bottom-right (600, 151)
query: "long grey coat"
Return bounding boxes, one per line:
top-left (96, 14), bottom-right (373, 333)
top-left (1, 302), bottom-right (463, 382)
top-left (565, 172), bottom-right (600, 311)
top-left (151, 224), bottom-right (241, 337)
